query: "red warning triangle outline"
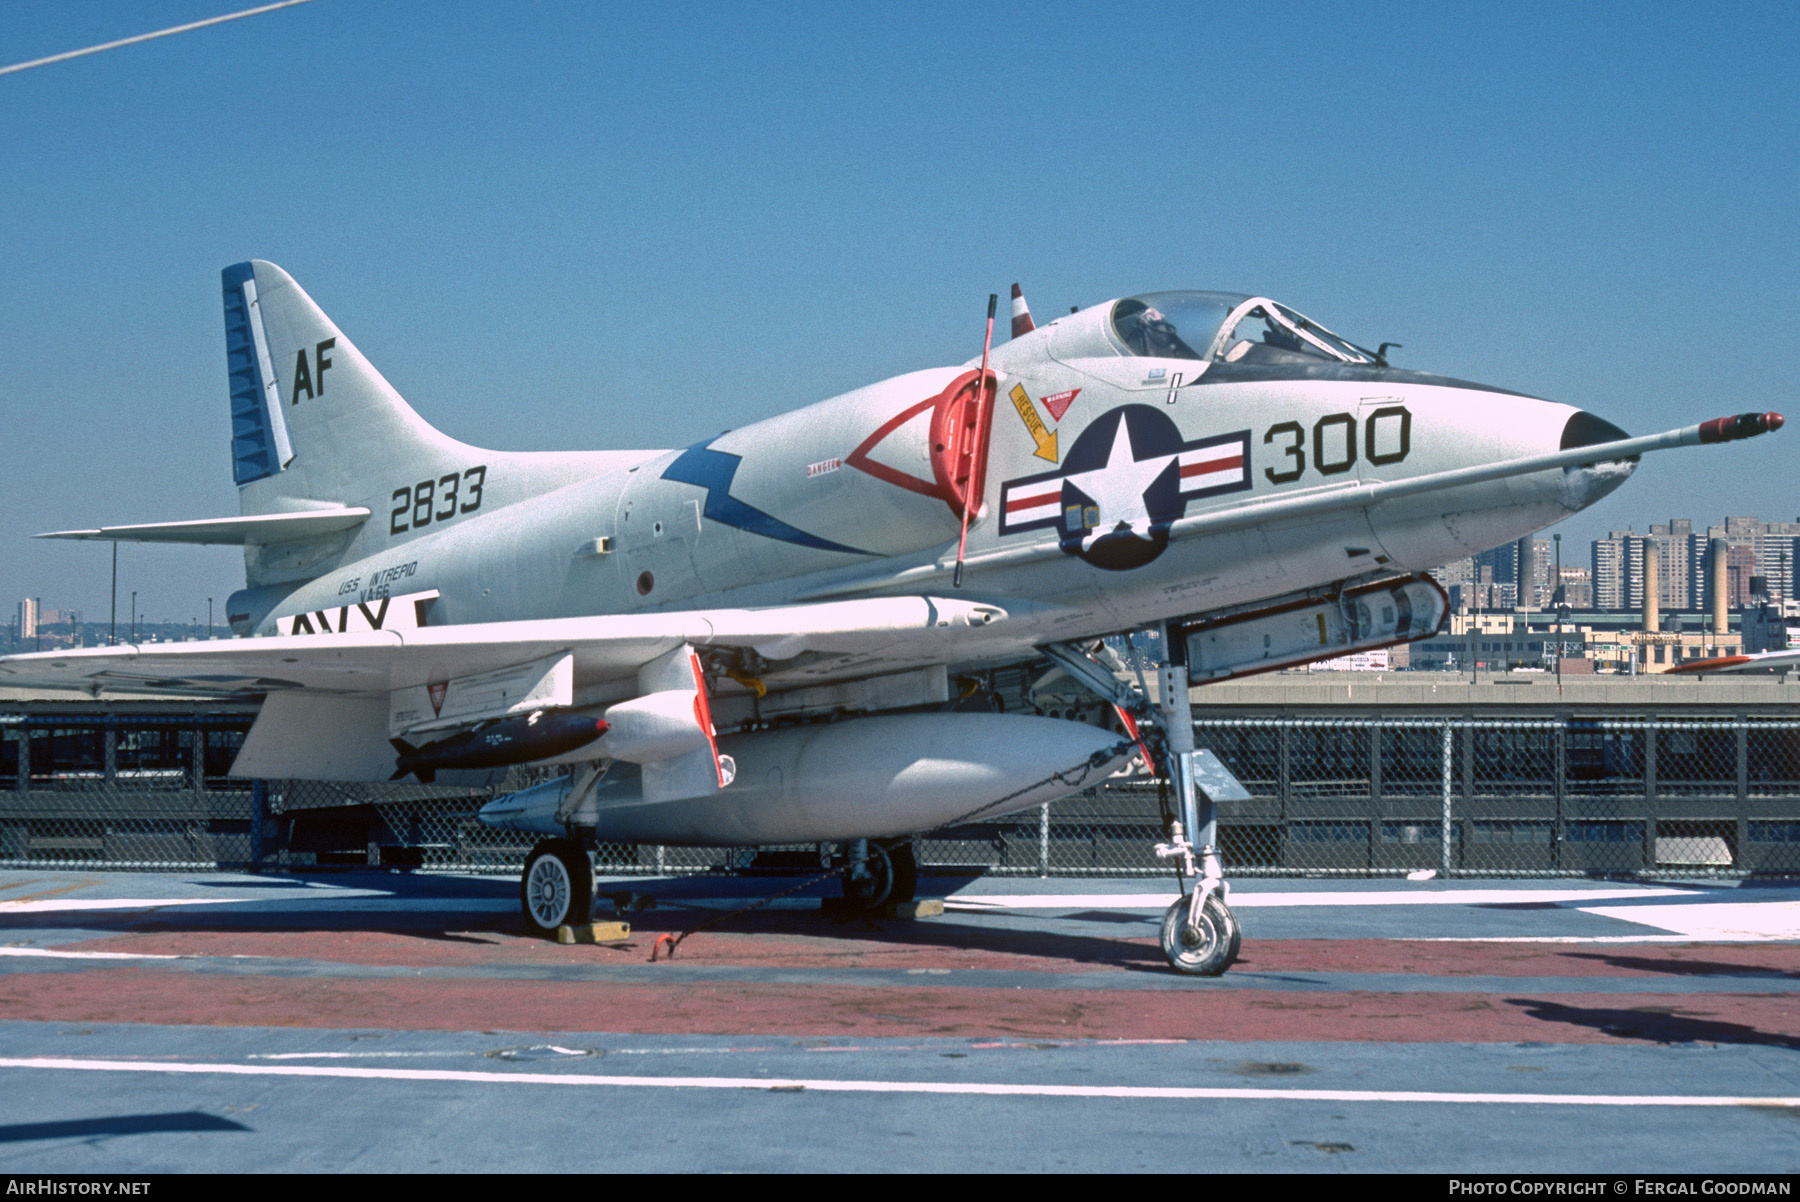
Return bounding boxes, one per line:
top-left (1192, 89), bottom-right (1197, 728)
top-left (845, 369), bottom-right (994, 518)
top-left (844, 394), bottom-right (944, 499)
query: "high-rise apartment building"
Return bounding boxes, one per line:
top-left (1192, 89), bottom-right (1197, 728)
top-left (1428, 557), bottom-right (1476, 590)
top-left (1591, 517), bottom-right (1800, 613)
top-left (1470, 541), bottom-right (1551, 606)
top-left (1556, 566), bottom-right (1593, 610)
top-left (1647, 520), bottom-right (1694, 610)
top-left (1593, 532), bottom-right (1632, 610)
top-left (1474, 545), bottom-right (1515, 587)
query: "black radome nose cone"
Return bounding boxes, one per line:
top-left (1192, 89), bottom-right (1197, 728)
top-left (1561, 411), bottom-right (1631, 450)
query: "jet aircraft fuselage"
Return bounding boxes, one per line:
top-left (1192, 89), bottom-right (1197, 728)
top-left (13, 264), bottom-right (1778, 968)
top-left (235, 288), bottom-right (1628, 703)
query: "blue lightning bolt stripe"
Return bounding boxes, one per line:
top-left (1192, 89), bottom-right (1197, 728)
top-left (662, 441), bottom-right (872, 556)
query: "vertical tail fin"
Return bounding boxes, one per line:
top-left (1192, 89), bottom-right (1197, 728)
top-left (218, 259), bottom-right (650, 600)
top-left (221, 260), bottom-right (473, 519)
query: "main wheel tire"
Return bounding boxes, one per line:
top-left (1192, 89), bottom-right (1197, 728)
top-left (883, 840), bottom-right (918, 905)
top-left (842, 842), bottom-right (895, 910)
top-left (521, 838), bottom-right (592, 935)
top-left (1159, 892), bottom-right (1240, 976)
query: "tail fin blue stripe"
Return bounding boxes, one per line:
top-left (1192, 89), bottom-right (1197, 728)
top-left (221, 262), bottom-right (293, 486)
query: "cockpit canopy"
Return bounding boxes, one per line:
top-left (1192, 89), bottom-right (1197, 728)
top-left (1110, 291), bottom-right (1378, 367)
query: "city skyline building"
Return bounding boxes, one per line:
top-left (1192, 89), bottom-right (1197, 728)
top-left (1586, 517), bottom-right (1799, 616)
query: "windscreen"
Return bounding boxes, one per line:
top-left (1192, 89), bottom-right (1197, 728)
top-left (1110, 292), bottom-right (1245, 360)
top-left (1112, 291), bottom-right (1377, 366)
top-left (1215, 300), bottom-right (1377, 365)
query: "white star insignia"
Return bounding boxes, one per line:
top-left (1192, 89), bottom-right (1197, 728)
top-left (1061, 417), bottom-right (1178, 550)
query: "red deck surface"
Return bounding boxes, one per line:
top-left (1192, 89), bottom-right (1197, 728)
top-left (58, 924), bottom-right (1800, 978)
top-left (13, 925), bottom-right (1797, 1045)
top-left (6, 966), bottom-right (1797, 1042)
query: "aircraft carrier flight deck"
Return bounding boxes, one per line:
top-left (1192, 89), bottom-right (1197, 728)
top-left (3, 867), bottom-right (1798, 1173)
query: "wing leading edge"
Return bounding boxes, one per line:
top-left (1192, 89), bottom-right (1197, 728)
top-left (0, 595), bottom-right (1014, 700)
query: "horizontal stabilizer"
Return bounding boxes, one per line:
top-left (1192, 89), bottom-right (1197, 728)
top-left (37, 508), bottom-right (369, 546)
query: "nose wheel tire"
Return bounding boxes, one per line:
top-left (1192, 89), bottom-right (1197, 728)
top-left (521, 838), bottom-right (592, 935)
top-left (1159, 892), bottom-right (1241, 976)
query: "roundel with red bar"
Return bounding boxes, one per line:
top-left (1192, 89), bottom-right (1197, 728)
top-left (998, 404), bottom-right (1253, 571)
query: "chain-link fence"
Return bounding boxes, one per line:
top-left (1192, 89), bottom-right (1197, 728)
top-left (0, 714), bottom-right (257, 870)
top-left (4, 714), bottom-right (1799, 878)
top-left (1184, 718), bottom-right (1800, 877)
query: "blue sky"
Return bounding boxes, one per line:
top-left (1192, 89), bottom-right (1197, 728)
top-left (2, 0), bottom-right (1796, 626)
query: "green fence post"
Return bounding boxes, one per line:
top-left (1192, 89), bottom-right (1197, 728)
top-left (1038, 803), bottom-right (1050, 877)
top-left (1440, 724), bottom-right (1454, 876)
top-left (250, 779), bottom-right (267, 871)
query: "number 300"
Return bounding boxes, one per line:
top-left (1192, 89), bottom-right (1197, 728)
top-left (1262, 406), bottom-right (1410, 484)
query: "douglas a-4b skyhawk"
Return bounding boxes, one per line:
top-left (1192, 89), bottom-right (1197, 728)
top-left (4, 264), bottom-right (1782, 973)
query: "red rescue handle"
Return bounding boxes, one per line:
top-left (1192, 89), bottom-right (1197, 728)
top-left (953, 294), bottom-right (999, 588)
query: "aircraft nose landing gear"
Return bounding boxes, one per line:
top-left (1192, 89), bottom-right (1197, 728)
top-left (1041, 632), bottom-right (1249, 975)
top-left (1160, 889), bottom-right (1241, 976)
top-left (1155, 829), bottom-right (1241, 975)
top-left (1151, 633), bottom-right (1248, 976)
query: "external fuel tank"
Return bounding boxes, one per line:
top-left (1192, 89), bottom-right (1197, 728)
top-left (479, 711), bottom-right (1131, 845)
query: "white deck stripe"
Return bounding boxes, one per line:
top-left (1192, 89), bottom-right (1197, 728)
top-left (1402, 935), bottom-right (1723, 944)
top-left (1, 1057), bottom-right (1795, 1107)
top-left (943, 887), bottom-right (1697, 910)
top-left (0, 896), bottom-right (508, 914)
top-left (1580, 901), bottom-right (1800, 940)
top-left (0, 887), bottom-right (1713, 916)
top-left (0, 947), bottom-right (179, 960)
top-left (0, 898), bottom-right (232, 914)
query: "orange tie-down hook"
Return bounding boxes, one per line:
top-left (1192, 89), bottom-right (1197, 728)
top-left (649, 933), bottom-right (681, 962)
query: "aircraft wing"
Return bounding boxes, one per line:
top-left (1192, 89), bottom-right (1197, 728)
top-left (0, 595), bottom-right (1013, 699)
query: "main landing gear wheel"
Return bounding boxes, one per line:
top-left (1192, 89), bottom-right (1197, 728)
top-left (842, 840), bottom-right (918, 910)
top-left (521, 838), bottom-right (592, 935)
top-left (1159, 892), bottom-right (1241, 976)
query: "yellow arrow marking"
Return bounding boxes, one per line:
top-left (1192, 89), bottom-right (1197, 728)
top-left (1009, 384), bottom-right (1059, 462)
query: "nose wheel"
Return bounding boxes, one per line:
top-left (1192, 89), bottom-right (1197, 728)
top-left (1159, 891), bottom-right (1241, 976)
